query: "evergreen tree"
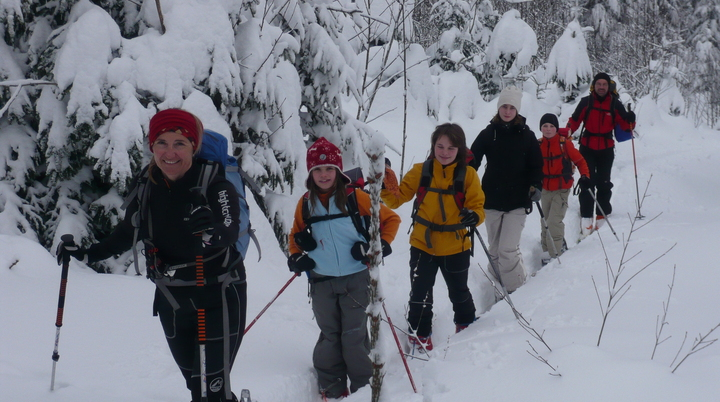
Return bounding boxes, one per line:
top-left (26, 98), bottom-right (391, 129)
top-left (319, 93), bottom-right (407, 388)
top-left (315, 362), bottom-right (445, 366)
top-left (544, 19), bottom-right (592, 102)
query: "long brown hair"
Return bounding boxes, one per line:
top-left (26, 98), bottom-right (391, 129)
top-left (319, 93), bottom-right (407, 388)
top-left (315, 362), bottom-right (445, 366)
top-left (429, 123), bottom-right (468, 167)
top-left (306, 168), bottom-right (348, 214)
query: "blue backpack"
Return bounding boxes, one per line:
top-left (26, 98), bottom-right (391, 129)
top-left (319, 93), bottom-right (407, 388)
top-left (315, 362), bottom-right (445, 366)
top-left (195, 130), bottom-right (261, 261)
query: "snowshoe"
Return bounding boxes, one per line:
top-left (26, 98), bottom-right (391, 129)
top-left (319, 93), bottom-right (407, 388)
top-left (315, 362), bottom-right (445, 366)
top-left (594, 215), bottom-right (606, 230)
top-left (578, 217), bottom-right (594, 242)
top-left (408, 334), bottom-right (433, 355)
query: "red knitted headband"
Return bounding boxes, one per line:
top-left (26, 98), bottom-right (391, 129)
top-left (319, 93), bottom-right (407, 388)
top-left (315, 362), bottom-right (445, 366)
top-left (148, 109), bottom-right (202, 152)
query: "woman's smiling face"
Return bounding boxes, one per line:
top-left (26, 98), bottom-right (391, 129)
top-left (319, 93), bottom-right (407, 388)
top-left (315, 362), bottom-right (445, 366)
top-left (152, 130), bottom-right (195, 181)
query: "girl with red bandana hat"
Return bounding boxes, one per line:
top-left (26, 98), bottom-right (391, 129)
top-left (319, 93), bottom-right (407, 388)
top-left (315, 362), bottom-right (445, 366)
top-left (56, 109), bottom-right (246, 402)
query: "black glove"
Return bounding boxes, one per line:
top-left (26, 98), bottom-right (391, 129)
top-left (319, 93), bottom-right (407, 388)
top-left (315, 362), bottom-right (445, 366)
top-left (294, 228), bottom-right (317, 251)
top-left (381, 239), bottom-right (392, 258)
top-left (288, 253), bottom-right (315, 274)
top-left (351, 240), bottom-right (392, 261)
top-left (55, 236), bottom-right (87, 265)
top-left (578, 175), bottom-right (591, 190)
top-left (529, 186), bottom-right (542, 202)
top-left (459, 208), bottom-right (480, 227)
top-left (351, 242), bottom-right (371, 263)
top-left (185, 204), bottom-right (214, 234)
top-left (627, 110), bottom-right (636, 123)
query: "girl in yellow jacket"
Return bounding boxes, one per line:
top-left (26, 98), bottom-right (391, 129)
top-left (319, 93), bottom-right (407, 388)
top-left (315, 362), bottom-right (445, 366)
top-left (382, 123), bottom-right (485, 351)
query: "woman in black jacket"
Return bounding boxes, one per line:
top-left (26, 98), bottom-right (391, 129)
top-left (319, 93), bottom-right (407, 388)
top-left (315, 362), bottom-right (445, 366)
top-left (469, 86), bottom-right (543, 293)
top-left (56, 109), bottom-right (245, 402)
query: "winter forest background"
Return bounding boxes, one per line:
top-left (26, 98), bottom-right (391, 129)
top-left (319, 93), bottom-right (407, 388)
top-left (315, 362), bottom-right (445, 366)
top-left (1, 0), bottom-right (719, 269)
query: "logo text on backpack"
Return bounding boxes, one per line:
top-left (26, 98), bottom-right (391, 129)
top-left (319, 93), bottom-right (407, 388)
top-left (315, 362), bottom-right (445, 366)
top-left (218, 190), bottom-right (232, 227)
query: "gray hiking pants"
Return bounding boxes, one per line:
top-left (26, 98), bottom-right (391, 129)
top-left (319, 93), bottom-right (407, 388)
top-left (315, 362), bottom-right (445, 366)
top-left (540, 189), bottom-right (570, 258)
top-left (310, 269), bottom-right (371, 398)
top-left (485, 208), bottom-right (527, 292)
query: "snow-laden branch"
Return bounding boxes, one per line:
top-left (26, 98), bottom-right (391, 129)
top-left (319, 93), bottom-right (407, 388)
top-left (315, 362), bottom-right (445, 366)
top-left (0, 79), bottom-right (57, 87)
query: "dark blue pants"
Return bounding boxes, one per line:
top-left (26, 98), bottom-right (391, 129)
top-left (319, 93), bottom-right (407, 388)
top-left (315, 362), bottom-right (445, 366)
top-left (579, 145), bottom-right (615, 218)
top-left (407, 248), bottom-right (476, 337)
top-left (156, 280), bottom-right (246, 402)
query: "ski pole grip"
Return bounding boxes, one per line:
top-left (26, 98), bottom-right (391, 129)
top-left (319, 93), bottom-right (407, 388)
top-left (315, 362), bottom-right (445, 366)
top-left (60, 234), bottom-right (75, 247)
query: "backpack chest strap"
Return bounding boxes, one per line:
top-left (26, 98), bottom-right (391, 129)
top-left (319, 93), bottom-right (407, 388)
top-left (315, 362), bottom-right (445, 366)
top-left (412, 215), bottom-right (466, 249)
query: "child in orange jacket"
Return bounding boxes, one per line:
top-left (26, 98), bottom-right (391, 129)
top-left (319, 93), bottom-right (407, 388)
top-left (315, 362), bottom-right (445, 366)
top-left (287, 137), bottom-right (400, 399)
top-left (538, 113), bottom-right (590, 260)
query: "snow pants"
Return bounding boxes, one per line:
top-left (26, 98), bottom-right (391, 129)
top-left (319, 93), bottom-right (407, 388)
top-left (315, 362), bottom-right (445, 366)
top-left (579, 145), bottom-right (615, 218)
top-left (155, 279), bottom-right (247, 402)
top-left (310, 270), bottom-right (371, 398)
top-left (540, 188), bottom-right (570, 258)
top-left (407, 248), bottom-right (475, 338)
top-left (485, 208), bottom-right (527, 292)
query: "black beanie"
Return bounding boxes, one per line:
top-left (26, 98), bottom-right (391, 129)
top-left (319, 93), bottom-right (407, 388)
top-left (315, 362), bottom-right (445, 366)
top-left (539, 113), bottom-right (559, 130)
top-left (592, 72), bottom-right (611, 86)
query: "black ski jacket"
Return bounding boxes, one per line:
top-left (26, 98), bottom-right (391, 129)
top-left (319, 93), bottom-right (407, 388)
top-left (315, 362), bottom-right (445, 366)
top-left (469, 116), bottom-right (543, 212)
top-left (86, 159), bottom-right (243, 283)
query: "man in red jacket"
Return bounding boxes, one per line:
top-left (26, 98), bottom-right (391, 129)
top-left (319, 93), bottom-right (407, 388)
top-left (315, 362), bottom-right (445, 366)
top-left (567, 73), bottom-right (635, 236)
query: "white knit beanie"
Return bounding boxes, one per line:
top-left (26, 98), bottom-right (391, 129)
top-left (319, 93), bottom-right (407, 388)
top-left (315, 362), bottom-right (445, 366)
top-left (497, 86), bottom-right (523, 113)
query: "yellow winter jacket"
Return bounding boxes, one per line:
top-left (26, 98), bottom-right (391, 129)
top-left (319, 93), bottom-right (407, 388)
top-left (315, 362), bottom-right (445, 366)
top-left (381, 159), bottom-right (485, 256)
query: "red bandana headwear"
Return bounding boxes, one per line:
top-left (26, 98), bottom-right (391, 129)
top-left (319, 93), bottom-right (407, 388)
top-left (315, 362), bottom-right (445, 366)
top-left (148, 109), bottom-right (202, 152)
top-left (306, 137), bottom-right (350, 184)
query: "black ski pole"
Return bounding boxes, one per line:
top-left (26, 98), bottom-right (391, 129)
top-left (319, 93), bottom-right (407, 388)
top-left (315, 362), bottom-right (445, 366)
top-left (195, 232), bottom-right (208, 401)
top-left (51, 234), bottom-right (74, 391)
top-left (588, 189), bottom-right (620, 241)
top-left (628, 104), bottom-right (645, 220)
top-left (534, 201), bottom-right (562, 264)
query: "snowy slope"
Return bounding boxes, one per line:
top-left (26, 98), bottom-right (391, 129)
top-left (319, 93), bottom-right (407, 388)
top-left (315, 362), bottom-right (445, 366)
top-left (2, 91), bottom-right (720, 402)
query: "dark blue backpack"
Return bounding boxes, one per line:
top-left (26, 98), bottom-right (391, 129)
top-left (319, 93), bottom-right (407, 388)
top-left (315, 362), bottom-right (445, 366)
top-left (196, 130), bottom-right (261, 261)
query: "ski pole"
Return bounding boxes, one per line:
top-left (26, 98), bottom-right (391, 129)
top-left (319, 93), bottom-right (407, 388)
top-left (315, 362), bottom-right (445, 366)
top-left (628, 104), bottom-right (644, 220)
top-left (534, 201), bottom-right (562, 264)
top-left (50, 234), bottom-right (74, 391)
top-left (382, 301), bottom-right (417, 393)
top-left (244, 273), bottom-right (298, 335)
top-left (472, 228), bottom-right (521, 320)
top-left (588, 189), bottom-right (620, 241)
top-left (195, 233), bottom-right (208, 402)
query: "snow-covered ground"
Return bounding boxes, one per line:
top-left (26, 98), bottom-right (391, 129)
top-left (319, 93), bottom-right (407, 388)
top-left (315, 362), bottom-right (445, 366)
top-left (2, 85), bottom-right (720, 401)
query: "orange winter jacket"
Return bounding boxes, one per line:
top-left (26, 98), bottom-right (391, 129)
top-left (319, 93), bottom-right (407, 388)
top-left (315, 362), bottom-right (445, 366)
top-left (539, 132), bottom-right (590, 191)
top-left (288, 189), bottom-right (401, 256)
top-left (381, 159), bottom-right (485, 256)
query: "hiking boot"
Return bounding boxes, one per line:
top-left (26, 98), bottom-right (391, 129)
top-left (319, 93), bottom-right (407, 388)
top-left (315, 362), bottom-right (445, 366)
top-left (409, 334), bottom-right (433, 352)
top-left (321, 387), bottom-right (349, 401)
top-left (595, 215), bottom-right (606, 230)
top-left (455, 317), bottom-right (478, 333)
top-left (581, 218), bottom-right (594, 236)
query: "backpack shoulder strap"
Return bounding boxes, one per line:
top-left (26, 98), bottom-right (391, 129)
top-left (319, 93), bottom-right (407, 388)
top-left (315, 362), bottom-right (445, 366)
top-left (346, 189), bottom-right (370, 242)
top-left (413, 159), bottom-right (434, 209)
top-left (452, 164), bottom-right (466, 210)
top-left (196, 160), bottom-right (221, 198)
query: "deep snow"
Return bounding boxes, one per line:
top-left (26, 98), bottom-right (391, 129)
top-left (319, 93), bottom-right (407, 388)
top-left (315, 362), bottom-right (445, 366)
top-left (2, 89), bottom-right (720, 402)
